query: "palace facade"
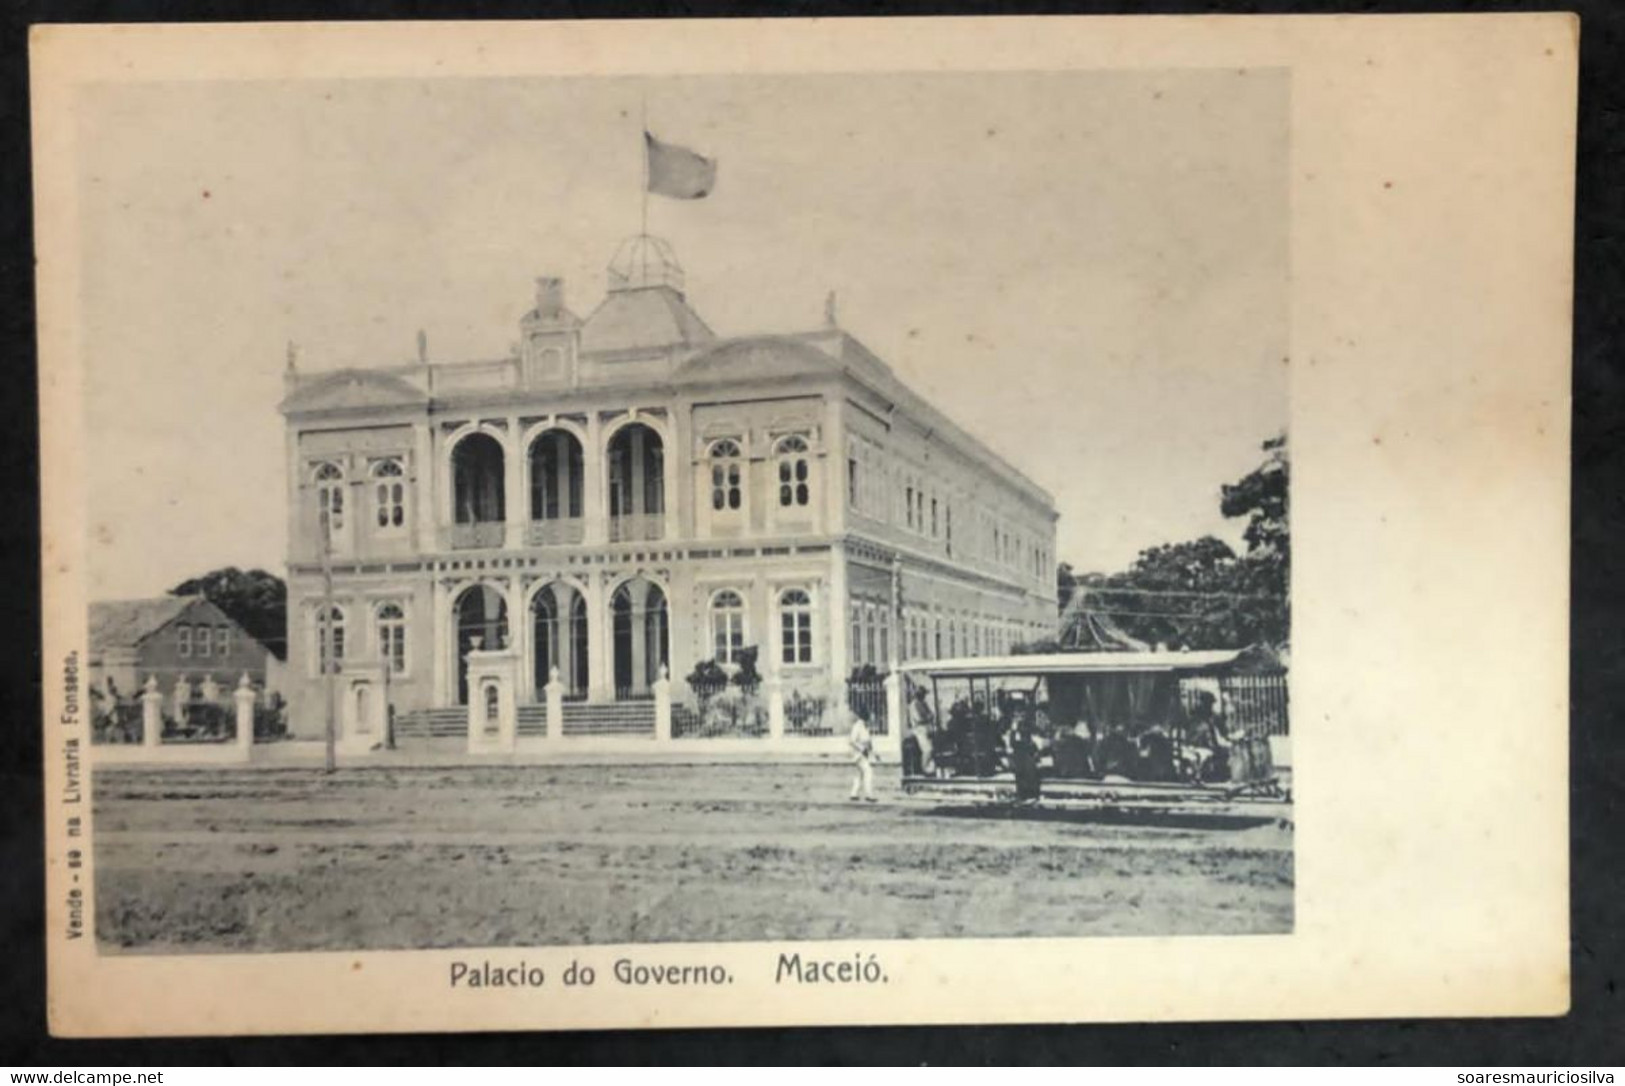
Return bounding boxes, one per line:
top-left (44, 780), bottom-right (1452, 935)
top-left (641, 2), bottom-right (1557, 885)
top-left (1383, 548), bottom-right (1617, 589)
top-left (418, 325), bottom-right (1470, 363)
top-left (279, 238), bottom-right (1058, 744)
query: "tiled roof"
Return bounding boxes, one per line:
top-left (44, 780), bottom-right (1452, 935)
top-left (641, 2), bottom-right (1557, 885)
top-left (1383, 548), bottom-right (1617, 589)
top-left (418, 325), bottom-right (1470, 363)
top-left (88, 596), bottom-right (207, 653)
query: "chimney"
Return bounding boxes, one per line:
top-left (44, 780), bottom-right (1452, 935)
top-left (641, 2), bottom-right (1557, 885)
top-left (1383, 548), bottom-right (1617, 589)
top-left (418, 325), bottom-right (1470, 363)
top-left (535, 277), bottom-right (565, 320)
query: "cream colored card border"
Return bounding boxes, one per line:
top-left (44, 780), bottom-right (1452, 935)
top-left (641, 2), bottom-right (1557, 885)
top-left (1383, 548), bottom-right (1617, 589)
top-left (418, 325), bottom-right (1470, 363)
top-left (34, 15), bottom-right (1575, 1036)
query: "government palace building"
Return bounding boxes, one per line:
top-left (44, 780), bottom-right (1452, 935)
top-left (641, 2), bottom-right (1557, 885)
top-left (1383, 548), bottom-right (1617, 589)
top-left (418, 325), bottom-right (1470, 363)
top-left (278, 237), bottom-right (1058, 748)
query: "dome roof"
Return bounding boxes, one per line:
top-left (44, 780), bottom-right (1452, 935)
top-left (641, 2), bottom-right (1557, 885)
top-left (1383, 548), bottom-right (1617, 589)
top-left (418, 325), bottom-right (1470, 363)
top-left (579, 285), bottom-right (715, 356)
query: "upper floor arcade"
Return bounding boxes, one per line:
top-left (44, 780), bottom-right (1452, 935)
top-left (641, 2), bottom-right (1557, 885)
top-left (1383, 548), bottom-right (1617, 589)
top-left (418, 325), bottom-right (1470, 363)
top-left (285, 395), bottom-right (838, 564)
top-left (279, 237), bottom-right (1058, 599)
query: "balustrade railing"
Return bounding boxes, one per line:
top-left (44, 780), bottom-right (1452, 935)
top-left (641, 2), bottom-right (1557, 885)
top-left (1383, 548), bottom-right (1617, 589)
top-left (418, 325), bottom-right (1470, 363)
top-left (608, 513), bottom-right (664, 543)
top-left (448, 521), bottom-right (505, 550)
top-left (528, 519), bottom-right (586, 546)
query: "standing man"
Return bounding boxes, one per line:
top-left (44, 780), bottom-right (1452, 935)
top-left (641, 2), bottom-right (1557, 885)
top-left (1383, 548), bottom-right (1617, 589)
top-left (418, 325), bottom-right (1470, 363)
top-left (848, 711), bottom-right (878, 802)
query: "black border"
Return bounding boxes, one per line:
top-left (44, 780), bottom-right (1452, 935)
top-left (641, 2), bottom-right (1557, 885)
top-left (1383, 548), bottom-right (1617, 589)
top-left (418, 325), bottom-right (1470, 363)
top-left (3, 0), bottom-right (1620, 1066)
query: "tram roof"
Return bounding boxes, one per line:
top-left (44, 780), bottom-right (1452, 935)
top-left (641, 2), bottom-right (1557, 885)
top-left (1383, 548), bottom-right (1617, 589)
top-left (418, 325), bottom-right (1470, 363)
top-left (898, 650), bottom-right (1249, 678)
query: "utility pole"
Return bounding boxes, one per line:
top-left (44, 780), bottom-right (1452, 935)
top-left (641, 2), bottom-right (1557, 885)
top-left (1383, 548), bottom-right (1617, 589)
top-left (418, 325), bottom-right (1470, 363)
top-left (383, 628), bottom-right (395, 752)
top-left (320, 506), bottom-right (337, 774)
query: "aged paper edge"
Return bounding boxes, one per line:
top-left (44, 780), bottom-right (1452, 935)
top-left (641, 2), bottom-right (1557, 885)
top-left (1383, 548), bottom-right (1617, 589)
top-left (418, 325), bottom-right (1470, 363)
top-left (33, 14), bottom-right (1575, 1036)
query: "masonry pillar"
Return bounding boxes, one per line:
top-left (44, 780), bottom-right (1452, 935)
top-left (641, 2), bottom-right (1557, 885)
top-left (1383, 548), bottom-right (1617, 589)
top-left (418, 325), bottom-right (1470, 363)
top-left (767, 674), bottom-right (785, 742)
top-left (234, 673), bottom-right (256, 761)
top-left (171, 675), bottom-right (191, 733)
top-left (627, 579), bottom-right (649, 696)
top-left (545, 666), bottom-right (564, 742)
top-left (586, 574), bottom-right (612, 702)
top-left (584, 415), bottom-right (606, 545)
top-left (504, 417), bottom-right (525, 548)
top-left (430, 578), bottom-right (449, 708)
top-left (465, 647), bottom-right (519, 753)
top-left (653, 664), bottom-right (672, 742)
top-left (140, 675), bottom-right (163, 749)
top-left (508, 576), bottom-right (530, 704)
top-left (339, 662), bottom-right (388, 754)
top-left (828, 548), bottom-right (850, 693)
top-left (881, 670), bottom-right (904, 757)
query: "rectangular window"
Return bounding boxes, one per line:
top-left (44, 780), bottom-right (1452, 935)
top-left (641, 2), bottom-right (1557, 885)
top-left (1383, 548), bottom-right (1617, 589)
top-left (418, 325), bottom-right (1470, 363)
top-left (905, 486), bottom-right (914, 529)
top-left (217, 626), bottom-right (231, 657)
top-left (931, 498), bottom-right (938, 538)
top-left (847, 457), bottom-right (859, 509)
top-left (177, 625), bottom-right (191, 657)
top-left (781, 613), bottom-right (813, 665)
top-left (197, 626), bottom-right (212, 657)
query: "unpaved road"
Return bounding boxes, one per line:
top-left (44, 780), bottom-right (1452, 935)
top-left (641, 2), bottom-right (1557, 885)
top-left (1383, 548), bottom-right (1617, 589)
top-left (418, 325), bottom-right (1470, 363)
top-left (92, 764), bottom-right (1292, 952)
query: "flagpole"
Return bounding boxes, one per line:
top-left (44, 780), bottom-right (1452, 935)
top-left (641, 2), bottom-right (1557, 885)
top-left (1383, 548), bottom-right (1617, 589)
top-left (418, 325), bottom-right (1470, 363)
top-left (639, 90), bottom-right (649, 282)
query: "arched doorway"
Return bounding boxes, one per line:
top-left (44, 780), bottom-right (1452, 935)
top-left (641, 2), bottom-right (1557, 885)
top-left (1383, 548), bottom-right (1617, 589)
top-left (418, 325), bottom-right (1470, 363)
top-left (453, 584), bottom-right (509, 705)
top-left (528, 429), bottom-right (585, 544)
top-left (451, 432), bottom-right (506, 547)
top-left (531, 581), bottom-right (588, 700)
top-left (611, 578), bottom-right (668, 700)
top-left (606, 423), bottom-right (665, 542)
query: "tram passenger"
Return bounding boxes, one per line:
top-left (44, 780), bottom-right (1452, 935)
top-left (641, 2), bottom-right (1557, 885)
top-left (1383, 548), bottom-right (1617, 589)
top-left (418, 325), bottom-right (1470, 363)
top-left (1009, 716), bottom-right (1042, 803)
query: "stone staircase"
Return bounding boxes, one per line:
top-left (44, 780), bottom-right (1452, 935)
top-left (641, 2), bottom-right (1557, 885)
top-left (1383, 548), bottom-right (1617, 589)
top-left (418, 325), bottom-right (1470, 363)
top-left (393, 701), bottom-right (656, 741)
top-left (562, 700), bottom-right (656, 737)
top-left (393, 707), bottom-right (466, 740)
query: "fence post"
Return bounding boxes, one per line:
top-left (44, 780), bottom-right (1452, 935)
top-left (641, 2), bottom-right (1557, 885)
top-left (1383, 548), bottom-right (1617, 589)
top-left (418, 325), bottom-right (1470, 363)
top-left (881, 672), bottom-right (904, 756)
top-left (171, 674), bottom-right (191, 732)
top-left (767, 675), bottom-right (785, 742)
top-left (140, 675), bottom-right (163, 749)
top-left (653, 665), bottom-right (672, 742)
top-left (545, 666), bottom-right (564, 743)
top-left (234, 673), bottom-right (256, 761)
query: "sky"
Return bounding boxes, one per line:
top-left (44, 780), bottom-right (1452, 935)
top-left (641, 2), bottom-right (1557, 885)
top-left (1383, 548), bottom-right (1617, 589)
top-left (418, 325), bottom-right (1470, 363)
top-left (77, 68), bottom-right (1287, 600)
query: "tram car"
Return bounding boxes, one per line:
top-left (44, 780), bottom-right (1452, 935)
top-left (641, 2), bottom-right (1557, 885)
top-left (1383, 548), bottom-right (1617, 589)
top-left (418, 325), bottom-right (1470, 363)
top-left (897, 649), bottom-right (1289, 805)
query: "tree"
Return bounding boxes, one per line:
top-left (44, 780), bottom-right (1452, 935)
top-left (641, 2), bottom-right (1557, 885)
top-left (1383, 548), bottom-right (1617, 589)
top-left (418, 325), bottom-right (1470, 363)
top-left (1221, 432), bottom-right (1289, 564)
top-left (1219, 432), bottom-right (1289, 636)
top-left (1058, 434), bottom-right (1290, 650)
top-left (170, 567), bottom-right (287, 660)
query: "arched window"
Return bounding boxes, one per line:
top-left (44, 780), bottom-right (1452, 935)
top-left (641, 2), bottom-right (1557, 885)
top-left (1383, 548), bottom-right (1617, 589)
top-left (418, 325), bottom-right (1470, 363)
top-left (779, 588), bottom-right (814, 665)
top-left (316, 605), bottom-right (346, 675)
top-left (774, 435), bottom-right (811, 508)
top-left (529, 429), bottom-right (584, 522)
top-left (377, 602), bottom-right (407, 675)
top-left (372, 459), bottom-right (407, 531)
top-left (710, 589), bottom-right (746, 664)
top-left (451, 433), bottom-right (505, 524)
top-left (314, 462), bottom-right (345, 536)
top-left (708, 439), bottom-right (744, 512)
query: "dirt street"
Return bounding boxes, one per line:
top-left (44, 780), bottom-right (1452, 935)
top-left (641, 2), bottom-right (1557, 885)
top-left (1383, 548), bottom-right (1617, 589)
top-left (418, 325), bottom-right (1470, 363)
top-left (93, 763), bottom-right (1292, 952)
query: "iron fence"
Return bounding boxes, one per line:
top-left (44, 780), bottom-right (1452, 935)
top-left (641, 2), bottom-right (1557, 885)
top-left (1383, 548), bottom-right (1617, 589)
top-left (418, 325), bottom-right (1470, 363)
top-left (847, 677), bottom-right (889, 736)
top-left (784, 691), bottom-right (832, 737)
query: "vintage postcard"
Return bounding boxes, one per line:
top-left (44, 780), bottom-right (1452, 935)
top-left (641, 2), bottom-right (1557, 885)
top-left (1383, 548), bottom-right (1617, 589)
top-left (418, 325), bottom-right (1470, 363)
top-left (34, 15), bottom-right (1573, 1035)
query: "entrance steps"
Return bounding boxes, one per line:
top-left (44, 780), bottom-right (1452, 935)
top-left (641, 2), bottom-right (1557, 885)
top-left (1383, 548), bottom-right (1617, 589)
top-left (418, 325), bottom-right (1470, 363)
top-left (394, 701), bottom-right (657, 741)
top-left (393, 707), bottom-right (465, 739)
top-left (562, 700), bottom-right (656, 737)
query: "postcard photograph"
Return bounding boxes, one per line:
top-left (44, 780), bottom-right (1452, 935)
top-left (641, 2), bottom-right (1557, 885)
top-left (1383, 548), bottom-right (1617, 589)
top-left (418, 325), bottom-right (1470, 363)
top-left (36, 16), bottom-right (1573, 1035)
top-left (74, 63), bottom-right (1291, 956)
